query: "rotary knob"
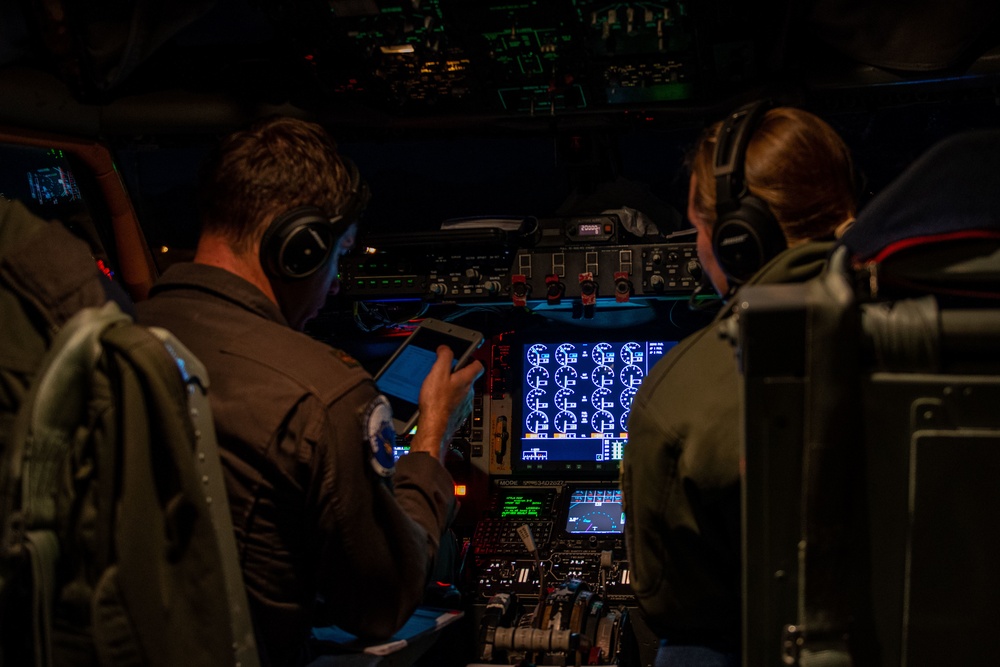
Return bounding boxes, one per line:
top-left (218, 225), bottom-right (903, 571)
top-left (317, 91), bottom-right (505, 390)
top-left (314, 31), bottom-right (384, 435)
top-left (686, 259), bottom-right (703, 281)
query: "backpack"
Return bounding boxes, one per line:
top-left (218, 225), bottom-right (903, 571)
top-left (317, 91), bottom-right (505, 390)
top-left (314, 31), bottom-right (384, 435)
top-left (0, 199), bottom-right (258, 667)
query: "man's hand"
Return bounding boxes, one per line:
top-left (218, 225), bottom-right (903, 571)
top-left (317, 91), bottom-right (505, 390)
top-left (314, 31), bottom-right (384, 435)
top-left (409, 346), bottom-right (485, 462)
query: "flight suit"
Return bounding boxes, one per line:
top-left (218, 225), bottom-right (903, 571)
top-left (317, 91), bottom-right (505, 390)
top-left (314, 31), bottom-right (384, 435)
top-left (622, 241), bottom-right (835, 655)
top-left (138, 263), bottom-right (454, 666)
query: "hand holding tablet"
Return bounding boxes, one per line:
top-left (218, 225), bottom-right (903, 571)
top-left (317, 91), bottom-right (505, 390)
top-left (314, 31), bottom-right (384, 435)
top-left (374, 318), bottom-right (484, 437)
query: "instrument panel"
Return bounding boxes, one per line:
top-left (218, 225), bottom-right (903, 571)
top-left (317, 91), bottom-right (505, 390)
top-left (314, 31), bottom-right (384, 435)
top-left (317, 0), bottom-right (744, 117)
top-left (445, 321), bottom-right (683, 664)
top-left (466, 480), bottom-right (650, 665)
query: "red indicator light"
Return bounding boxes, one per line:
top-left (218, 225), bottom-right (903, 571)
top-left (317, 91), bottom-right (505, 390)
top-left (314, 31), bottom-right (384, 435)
top-left (96, 259), bottom-right (114, 280)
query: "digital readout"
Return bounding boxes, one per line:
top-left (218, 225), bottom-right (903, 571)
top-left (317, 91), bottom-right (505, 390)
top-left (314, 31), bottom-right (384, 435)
top-left (500, 493), bottom-right (545, 518)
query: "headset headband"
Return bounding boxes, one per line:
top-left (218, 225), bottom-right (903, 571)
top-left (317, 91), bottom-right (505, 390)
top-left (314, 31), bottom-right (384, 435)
top-left (714, 100), bottom-right (770, 215)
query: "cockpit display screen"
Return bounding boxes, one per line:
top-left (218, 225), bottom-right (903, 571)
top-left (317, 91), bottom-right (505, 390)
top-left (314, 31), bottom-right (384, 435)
top-left (516, 339), bottom-right (675, 472)
top-left (0, 143), bottom-right (83, 209)
top-left (564, 487), bottom-right (624, 534)
top-left (499, 492), bottom-right (547, 519)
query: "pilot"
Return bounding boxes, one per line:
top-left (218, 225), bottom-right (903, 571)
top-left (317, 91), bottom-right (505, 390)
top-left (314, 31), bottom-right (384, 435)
top-left (621, 103), bottom-right (858, 665)
top-left (136, 116), bottom-right (483, 666)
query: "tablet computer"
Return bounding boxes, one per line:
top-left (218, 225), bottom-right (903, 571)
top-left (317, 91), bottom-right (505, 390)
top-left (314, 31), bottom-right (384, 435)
top-left (374, 318), bottom-right (484, 434)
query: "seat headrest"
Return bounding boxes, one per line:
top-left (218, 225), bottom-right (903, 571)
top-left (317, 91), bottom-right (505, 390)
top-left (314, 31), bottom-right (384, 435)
top-left (840, 129), bottom-right (1000, 263)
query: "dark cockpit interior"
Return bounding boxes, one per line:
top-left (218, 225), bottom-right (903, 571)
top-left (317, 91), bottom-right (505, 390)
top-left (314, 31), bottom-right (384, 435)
top-left (3, 1), bottom-right (1000, 665)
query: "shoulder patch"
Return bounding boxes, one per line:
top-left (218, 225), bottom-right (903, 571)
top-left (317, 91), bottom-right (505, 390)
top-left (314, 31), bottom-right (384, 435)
top-left (362, 395), bottom-right (396, 477)
top-left (336, 350), bottom-right (361, 369)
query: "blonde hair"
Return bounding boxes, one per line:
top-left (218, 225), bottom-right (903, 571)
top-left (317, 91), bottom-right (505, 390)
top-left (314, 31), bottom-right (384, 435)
top-left (689, 107), bottom-right (857, 245)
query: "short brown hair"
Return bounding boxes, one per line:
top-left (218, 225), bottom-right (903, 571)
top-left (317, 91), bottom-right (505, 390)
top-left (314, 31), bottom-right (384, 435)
top-left (197, 116), bottom-right (355, 254)
top-left (689, 107), bottom-right (857, 244)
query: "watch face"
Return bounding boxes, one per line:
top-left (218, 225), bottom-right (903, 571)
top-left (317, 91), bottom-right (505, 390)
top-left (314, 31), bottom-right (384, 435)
top-left (364, 395), bottom-right (396, 477)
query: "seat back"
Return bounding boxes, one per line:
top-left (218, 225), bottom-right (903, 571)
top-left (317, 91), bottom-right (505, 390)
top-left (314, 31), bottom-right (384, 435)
top-left (730, 130), bottom-right (1000, 667)
top-left (0, 199), bottom-right (258, 667)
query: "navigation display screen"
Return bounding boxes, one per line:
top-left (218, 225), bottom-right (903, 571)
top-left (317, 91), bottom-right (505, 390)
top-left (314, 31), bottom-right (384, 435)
top-left (516, 339), bottom-right (675, 472)
top-left (564, 487), bottom-right (624, 534)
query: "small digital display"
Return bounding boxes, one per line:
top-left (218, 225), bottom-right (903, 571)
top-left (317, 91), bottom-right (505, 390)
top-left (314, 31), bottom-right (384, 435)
top-left (565, 487), bottom-right (624, 534)
top-left (27, 163), bottom-right (81, 206)
top-left (499, 493), bottom-right (546, 518)
top-left (392, 444), bottom-right (410, 462)
top-left (0, 144), bottom-right (83, 209)
top-left (576, 223), bottom-right (603, 236)
top-left (518, 339), bottom-right (676, 470)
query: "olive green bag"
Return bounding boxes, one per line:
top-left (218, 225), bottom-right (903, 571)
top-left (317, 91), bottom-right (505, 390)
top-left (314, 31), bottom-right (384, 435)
top-left (0, 200), bottom-right (257, 667)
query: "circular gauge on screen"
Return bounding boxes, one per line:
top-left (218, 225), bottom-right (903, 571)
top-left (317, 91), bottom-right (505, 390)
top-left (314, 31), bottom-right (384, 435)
top-left (527, 343), bottom-right (548, 366)
top-left (591, 387), bottom-right (614, 410)
top-left (619, 342), bottom-right (643, 365)
top-left (555, 411), bottom-right (578, 433)
top-left (621, 410), bottom-right (631, 431)
top-left (525, 388), bottom-right (547, 411)
top-left (620, 386), bottom-right (637, 409)
top-left (592, 342), bottom-right (614, 365)
top-left (554, 388), bottom-right (576, 411)
top-left (591, 364), bottom-right (614, 387)
top-left (526, 366), bottom-right (550, 389)
top-left (555, 343), bottom-right (576, 366)
top-left (591, 409), bottom-right (615, 432)
top-left (619, 364), bottom-right (644, 387)
top-left (525, 410), bottom-right (549, 432)
top-left (555, 365), bottom-right (578, 389)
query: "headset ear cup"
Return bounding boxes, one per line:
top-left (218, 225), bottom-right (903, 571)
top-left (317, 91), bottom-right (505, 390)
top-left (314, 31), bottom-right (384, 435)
top-left (260, 206), bottom-right (335, 280)
top-left (711, 100), bottom-right (789, 286)
top-left (712, 195), bottom-right (787, 285)
top-left (258, 160), bottom-right (370, 281)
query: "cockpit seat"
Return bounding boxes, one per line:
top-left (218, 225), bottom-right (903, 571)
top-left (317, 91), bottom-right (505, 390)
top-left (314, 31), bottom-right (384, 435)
top-left (729, 129), bottom-right (1000, 667)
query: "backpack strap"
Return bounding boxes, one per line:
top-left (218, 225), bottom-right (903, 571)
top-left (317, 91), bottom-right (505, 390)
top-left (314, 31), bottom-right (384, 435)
top-left (25, 531), bottom-right (59, 667)
top-left (96, 321), bottom-right (245, 666)
top-left (147, 327), bottom-right (261, 667)
top-left (1, 302), bottom-right (130, 667)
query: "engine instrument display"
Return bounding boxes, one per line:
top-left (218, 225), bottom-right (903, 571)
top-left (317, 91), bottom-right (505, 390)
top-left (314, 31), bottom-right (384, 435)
top-left (517, 339), bottom-right (675, 472)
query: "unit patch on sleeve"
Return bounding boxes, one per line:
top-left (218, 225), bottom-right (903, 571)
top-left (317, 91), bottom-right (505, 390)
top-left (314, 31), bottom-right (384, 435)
top-left (362, 395), bottom-right (397, 477)
top-left (335, 349), bottom-right (361, 368)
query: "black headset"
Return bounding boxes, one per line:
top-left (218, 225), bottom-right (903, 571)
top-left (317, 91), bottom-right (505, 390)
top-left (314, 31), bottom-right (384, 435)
top-left (259, 157), bottom-right (371, 280)
top-left (711, 100), bottom-right (787, 286)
